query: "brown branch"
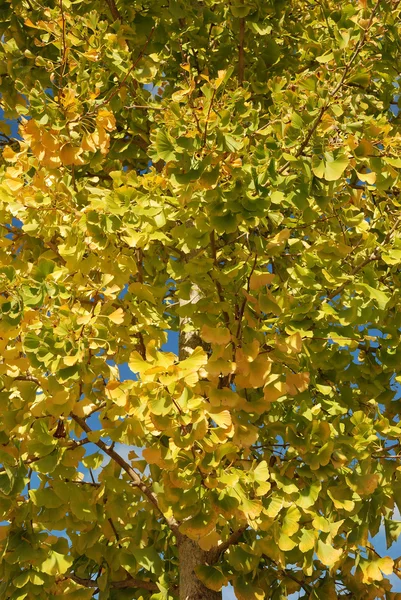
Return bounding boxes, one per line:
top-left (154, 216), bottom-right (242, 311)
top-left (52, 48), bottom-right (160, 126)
top-left (238, 18), bottom-right (245, 85)
top-left (12, 374), bottom-right (41, 386)
top-left (59, 0), bottom-right (68, 84)
top-left (208, 526), bottom-right (247, 562)
top-left (97, 27), bottom-right (155, 110)
top-left (0, 438), bottom-right (91, 474)
top-left (203, 89), bottom-right (216, 147)
top-left (70, 413), bottom-right (179, 534)
top-left (263, 555), bottom-right (311, 594)
top-left (327, 216), bottom-right (400, 301)
top-left (278, 0), bottom-right (381, 174)
top-left (235, 252), bottom-right (258, 341)
top-left (105, 0), bottom-right (121, 21)
top-left (209, 231), bottom-right (231, 331)
top-left (69, 574), bottom-right (158, 591)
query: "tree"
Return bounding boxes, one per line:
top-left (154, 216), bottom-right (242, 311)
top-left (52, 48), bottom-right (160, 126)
top-left (0, 0), bottom-right (401, 598)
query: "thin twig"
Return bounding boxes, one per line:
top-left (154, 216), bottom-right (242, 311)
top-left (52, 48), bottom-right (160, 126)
top-left (124, 104), bottom-right (163, 110)
top-left (238, 18), bottom-right (245, 85)
top-left (59, 0), bottom-right (68, 84)
top-left (327, 216), bottom-right (400, 300)
top-left (70, 413), bottom-right (179, 534)
top-left (235, 252), bottom-right (258, 341)
top-left (278, 0), bottom-right (381, 174)
top-left (203, 88), bottom-right (216, 147)
top-left (96, 27), bottom-right (155, 111)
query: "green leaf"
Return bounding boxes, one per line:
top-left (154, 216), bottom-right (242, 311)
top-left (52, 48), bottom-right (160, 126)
top-left (132, 547), bottom-right (162, 574)
top-left (40, 551), bottom-right (73, 575)
top-left (153, 130), bottom-right (177, 162)
top-left (324, 153), bottom-right (349, 181)
top-left (195, 565), bottom-right (227, 591)
top-left (234, 575), bottom-right (265, 600)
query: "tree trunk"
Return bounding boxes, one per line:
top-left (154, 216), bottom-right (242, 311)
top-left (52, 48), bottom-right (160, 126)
top-left (178, 537), bottom-right (222, 600)
top-left (178, 253), bottom-right (219, 599)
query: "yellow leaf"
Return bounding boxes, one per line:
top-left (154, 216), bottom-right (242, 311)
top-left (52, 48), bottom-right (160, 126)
top-left (316, 540), bottom-right (342, 567)
top-left (208, 409), bottom-right (232, 429)
top-left (360, 557), bottom-right (393, 583)
top-left (64, 355), bottom-right (79, 366)
top-left (108, 307), bottom-right (125, 324)
top-left (287, 332), bottom-right (302, 353)
top-left (356, 170), bottom-right (376, 184)
top-left (76, 314), bottom-right (92, 325)
top-left (179, 347), bottom-right (208, 375)
top-left (377, 556), bottom-right (394, 575)
top-left (60, 144), bottom-right (84, 166)
top-left (96, 109), bottom-right (116, 132)
top-left (249, 271), bottom-right (275, 291)
top-left (278, 532), bottom-right (297, 552)
top-left (282, 506), bottom-right (301, 537)
top-left (128, 351), bottom-right (148, 376)
top-left (179, 509), bottom-right (216, 540)
top-left (201, 325), bottom-right (231, 345)
top-left (142, 447), bottom-right (165, 467)
top-left (286, 372), bottom-right (310, 395)
top-left (198, 529), bottom-right (221, 551)
top-left (4, 177), bottom-right (23, 191)
top-left (209, 388), bottom-right (243, 408)
top-left (299, 529), bottom-right (316, 553)
top-left (81, 133), bottom-right (98, 152)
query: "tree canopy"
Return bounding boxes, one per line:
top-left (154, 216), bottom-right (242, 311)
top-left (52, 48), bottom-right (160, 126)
top-left (1, 0), bottom-right (401, 598)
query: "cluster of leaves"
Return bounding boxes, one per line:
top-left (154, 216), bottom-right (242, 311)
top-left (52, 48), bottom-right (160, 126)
top-left (1, 0), bottom-right (401, 598)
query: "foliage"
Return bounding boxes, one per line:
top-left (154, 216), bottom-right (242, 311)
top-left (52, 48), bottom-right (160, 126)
top-left (1, 0), bottom-right (401, 598)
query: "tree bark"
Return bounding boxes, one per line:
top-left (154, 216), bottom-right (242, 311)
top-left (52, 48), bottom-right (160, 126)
top-left (178, 537), bottom-right (222, 600)
top-left (177, 243), bottom-right (219, 599)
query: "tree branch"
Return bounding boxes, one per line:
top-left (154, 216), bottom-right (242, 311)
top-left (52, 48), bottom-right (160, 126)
top-left (105, 0), bottom-right (121, 22)
top-left (69, 574), bottom-right (158, 591)
top-left (209, 231), bottom-right (232, 330)
top-left (96, 26), bottom-right (155, 111)
top-left (0, 438), bottom-right (91, 474)
top-left (69, 413), bottom-right (179, 534)
top-left (238, 18), bottom-right (245, 85)
top-left (208, 526), bottom-right (247, 562)
top-left (278, 0), bottom-right (381, 174)
top-left (326, 217), bottom-right (400, 301)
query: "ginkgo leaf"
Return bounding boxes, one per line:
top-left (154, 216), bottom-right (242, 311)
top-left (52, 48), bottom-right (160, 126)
top-left (201, 325), bottom-right (231, 345)
top-left (40, 551), bottom-right (73, 575)
top-left (60, 143), bottom-right (84, 166)
top-left (249, 271), bottom-right (275, 290)
top-left (286, 372), bottom-right (310, 395)
top-left (316, 540), bottom-right (342, 567)
top-left (208, 409), bottom-right (232, 429)
top-left (179, 347), bottom-right (208, 374)
top-left (234, 575), bottom-right (265, 600)
top-left (153, 130), bottom-right (177, 162)
top-left (299, 529), bottom-right (316, 553)
top-left (278, 532), bottom-right (297, 552)
top-left (96, 109), bottom-right (116, 131)
top-left (108, 307), bottom-right (125, 324)
top-left (195, 565), bottom-right (227, 591)
top-left (324, 153), bottom-right (349, 181)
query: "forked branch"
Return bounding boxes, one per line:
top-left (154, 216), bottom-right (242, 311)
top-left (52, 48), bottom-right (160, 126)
top-left (70, 413), bottom-right (179, 534)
